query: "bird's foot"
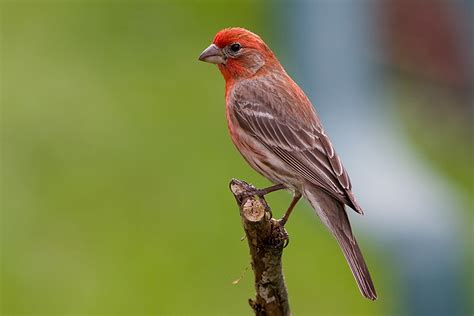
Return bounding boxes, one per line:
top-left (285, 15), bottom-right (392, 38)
top-left (242, 183), bottom-right (286, 200)
top-left (277, 217), bottom-right (287, 227)
top-left (271, 219), bottom-right (290, 248)
top-left (276, 218), bottom-right (290, 247)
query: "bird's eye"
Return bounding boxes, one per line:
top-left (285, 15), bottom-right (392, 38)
top-left (230, 43), bottom-right (241, 53)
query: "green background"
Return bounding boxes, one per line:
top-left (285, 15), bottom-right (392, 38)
top-left (1, 1), bottom-right (470, 315)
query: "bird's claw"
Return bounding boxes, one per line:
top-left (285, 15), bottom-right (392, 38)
top-left (241, 188), bottom-right (264, 200)
top-left (277, 219), bottom-right (290, 247)
top-left (277, 218), bottom-right (287, 227)
top-left (270, 219), bottom-right (290, 248)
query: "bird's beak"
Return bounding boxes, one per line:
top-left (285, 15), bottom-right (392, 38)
top-left (198, 44), bottom-right (225, 64)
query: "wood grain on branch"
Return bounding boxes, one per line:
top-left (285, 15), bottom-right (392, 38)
top-left (230, 179), bottom-right (291, 316)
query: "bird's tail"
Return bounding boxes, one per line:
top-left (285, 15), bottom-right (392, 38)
top-left (304, 187), bottom-right (377, 300)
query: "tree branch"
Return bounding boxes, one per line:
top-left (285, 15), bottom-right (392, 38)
top-left (229, 179), bottom-right (291, 316)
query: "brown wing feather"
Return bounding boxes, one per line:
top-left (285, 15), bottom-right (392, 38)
top-left (231, 75), bottom-right (363, 213)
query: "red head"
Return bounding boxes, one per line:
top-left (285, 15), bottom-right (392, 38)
top-left (199, 28), bottom-right (282, 82)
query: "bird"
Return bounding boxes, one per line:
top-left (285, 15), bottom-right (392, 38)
top-left (198, 27), bottom-right (377, 300)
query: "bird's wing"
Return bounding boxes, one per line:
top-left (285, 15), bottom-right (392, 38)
top-left (230, 77), bottom-right (363, 213)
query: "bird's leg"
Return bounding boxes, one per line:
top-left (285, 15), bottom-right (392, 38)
top-left (243, 183), bottom-right (287, 200)
top-left (279, 192), bottom-right (302, 226)
top-left (253, 183), bottom-right (286, 197)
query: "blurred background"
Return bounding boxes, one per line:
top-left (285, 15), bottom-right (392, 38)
top-left (1, 0), bottom-right (472, 315)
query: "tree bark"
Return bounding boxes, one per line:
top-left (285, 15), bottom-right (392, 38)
top-left (229, 179), bottom-right (291, 316)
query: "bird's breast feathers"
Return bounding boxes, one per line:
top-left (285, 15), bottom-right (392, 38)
top-left (225, 74), bottom-right (364, 213)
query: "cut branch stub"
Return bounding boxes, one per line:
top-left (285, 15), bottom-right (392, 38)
top-left (242, 198), bottom-right (266, 222)
top-left (229, 179), bottom-right (291, 316)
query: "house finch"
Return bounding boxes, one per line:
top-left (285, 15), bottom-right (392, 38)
top-left (199, 27), bottom-right (377, 300)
